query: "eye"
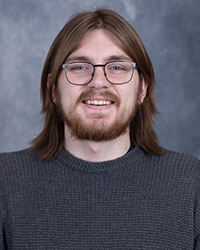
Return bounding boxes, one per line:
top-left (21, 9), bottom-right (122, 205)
top-left (107, 62), bottom-right (130, 74)
top-left (68, 64), bottom-right (89, 71)
top-left (111, 65), bottom-right (125, 71)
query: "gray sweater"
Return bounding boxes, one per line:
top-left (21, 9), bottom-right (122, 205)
top-left (0, 147), bottom-right (200, 249)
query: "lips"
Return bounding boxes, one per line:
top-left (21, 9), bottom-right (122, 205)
top-left (76, 90), bottom-right (120, 108)
top-left (83, 99), bottom-right (113, 106)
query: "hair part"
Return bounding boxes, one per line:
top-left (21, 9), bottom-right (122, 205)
top-left (28, 8), bottom-right (163, 160)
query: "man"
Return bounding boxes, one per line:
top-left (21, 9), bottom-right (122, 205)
top-left (0, 8), bottom-right (200, 250)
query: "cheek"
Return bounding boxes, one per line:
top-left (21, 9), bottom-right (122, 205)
top-left (120, 88), bottom-right (140, 116)
top-left (119, 84), bottom-right (139, 105)
top-left (59, 85), bottom-right (88, 113)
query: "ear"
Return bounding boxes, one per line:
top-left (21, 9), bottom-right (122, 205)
top-left (47, 73), bottom-right (57, 104)
top-left (139, 74), bottom-right (148, 104)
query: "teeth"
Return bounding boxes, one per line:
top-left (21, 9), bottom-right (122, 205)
top-left (85, 100), bottom-right (112, 106)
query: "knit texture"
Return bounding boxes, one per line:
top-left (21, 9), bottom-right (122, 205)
top-left (0, 147), bottom-right (200, 249)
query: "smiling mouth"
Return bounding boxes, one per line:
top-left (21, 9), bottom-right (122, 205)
top-left (83, 100), bottom-right (114, 106)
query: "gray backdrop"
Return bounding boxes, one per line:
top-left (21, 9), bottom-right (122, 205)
top-left (0, 0), bottom-right (200, 158)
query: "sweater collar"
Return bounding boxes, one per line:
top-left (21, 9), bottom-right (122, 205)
top-left (55, 146), bottom-right (146, 173)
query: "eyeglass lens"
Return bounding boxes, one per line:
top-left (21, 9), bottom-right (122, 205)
top-left (64, 61), bottom-right (134, 85)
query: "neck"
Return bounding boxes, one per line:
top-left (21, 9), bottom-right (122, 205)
top-left (64, 128), bottom-right (131, 162)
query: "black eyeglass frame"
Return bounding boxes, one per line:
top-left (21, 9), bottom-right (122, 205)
top-left (61, 61), bottom-right (138, 86)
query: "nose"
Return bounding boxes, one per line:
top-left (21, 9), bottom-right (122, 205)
top-left (88, 66), bottom-right (110, 89)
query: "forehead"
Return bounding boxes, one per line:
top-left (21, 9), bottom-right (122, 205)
top-left (67, 29), bottom-right (131, 62)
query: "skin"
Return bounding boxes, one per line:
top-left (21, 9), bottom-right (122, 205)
top-left (54, 29), bottom-right (148, 162)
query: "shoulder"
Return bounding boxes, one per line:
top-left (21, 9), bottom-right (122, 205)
top-left (147, 148), bottom-right (200, 167)
top-left (161, 148), bottom-right (200, 168)
top-left (0, 149), bottom-right (44, 182)
top-left (147, 148), bottom-right (200, 184)
top-left (0, 149), bottom-right (37, 169)
top-left (0, 149), bottom-right (52, 200)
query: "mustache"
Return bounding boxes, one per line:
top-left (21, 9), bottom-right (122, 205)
top-left (75, 90), bottom-right (121, 107)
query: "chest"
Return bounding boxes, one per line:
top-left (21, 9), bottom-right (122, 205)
top-left (4, 169), bottom-right (194, 249)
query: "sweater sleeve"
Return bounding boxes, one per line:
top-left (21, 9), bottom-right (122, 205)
top-left (0, 211), bottom-right (6, 249)
top-left (195, 236), bottom-right (200, 250)
top-left (0, 184), bottom-right (6, 250)
top-left (194, 162), bottom-right (200, 250)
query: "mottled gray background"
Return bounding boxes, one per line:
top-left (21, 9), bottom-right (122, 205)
top-left (0, 0), bottom-right (200, 158)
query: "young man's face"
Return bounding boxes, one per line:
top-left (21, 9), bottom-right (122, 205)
top-left (55, 29), bottom-right (147, 142)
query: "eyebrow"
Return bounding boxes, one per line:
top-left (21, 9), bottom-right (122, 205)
top-left (107, 55), bottom-right (132, 61)
top-left (65, 56), bottom-right (90, 62)
top-left (65, 55), bottom-right (132, 63)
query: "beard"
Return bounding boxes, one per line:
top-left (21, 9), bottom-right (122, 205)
top-left (56, 89), bottom-right (140, 142)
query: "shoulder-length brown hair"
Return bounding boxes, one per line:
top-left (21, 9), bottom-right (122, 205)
top-left (28, 8), bottom-right (163, 160)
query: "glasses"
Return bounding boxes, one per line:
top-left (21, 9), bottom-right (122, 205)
top-left (61, 61), bottom-right (137, 85)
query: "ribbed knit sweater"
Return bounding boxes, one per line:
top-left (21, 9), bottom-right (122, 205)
top-left (0, 147), bottom-right (200, 249)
